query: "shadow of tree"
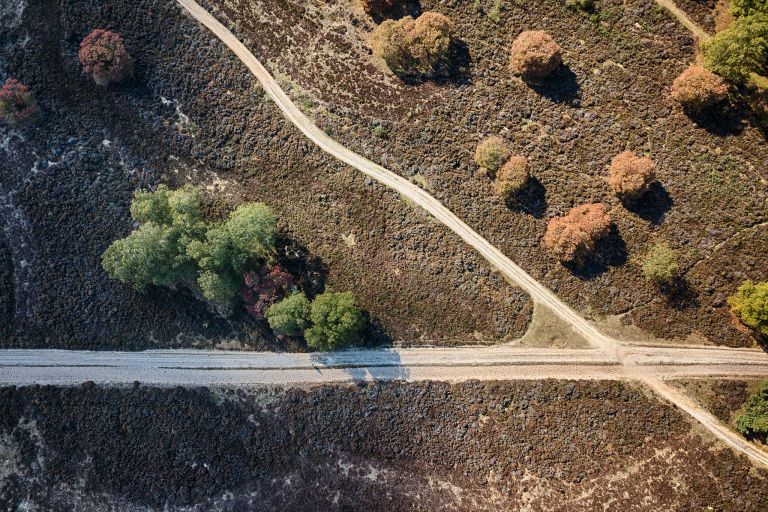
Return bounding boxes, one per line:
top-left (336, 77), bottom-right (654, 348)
top-left (527, 64), bottom-right (580, 106)
top-left (398, 39), bottom-right (472, 87)
top-left (563, 224), bottom-right (627, 280)
top-left (685, 103), bottom-right (745, 136)
top-left (503, 176), bottom-right (547, 218)
top-left (310, 346), bottom-right (411, 381)
top-left (623, 181), bottom-right (673, 225)
top-left (274, 235), bottom-right (328, 299)
top-left (661, 278), bottom-right (700, 311)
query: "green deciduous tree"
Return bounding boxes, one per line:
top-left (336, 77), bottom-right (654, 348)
top-left (304, 291), bottom-right (365, 351)
top-left (728, 280), bottom-right (768, 336)
top-left (736, 380), bottom-right (768, 440)
top-left (703, 15), bottom-right (768, 84)
top-left (732, 0), bottom-right (768, 17)
top-left (266, 292), bottom-right (311, 336)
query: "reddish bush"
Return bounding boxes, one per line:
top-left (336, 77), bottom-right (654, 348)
top-left (670, 65), bottom-right (729, 112)
top-left (494, 155), bottom-right (529, 200)
top-left (0, 79), bottom-right (37, 125)
top-left (509, 31), bottom-right (562, 81)
top-left (608, 151), bottom-right (656, 201)
top-left (360, 0), bottom-right (399, 14)
top-left (241, 265), bottom-right (295, 320)
top-left (544, 203), bottom-right (611, 263)
top-left (79, 29), bottom-right (133, 85)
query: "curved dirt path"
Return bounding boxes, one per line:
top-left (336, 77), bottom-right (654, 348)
top-left (172, 0), bottom-right (767, 467)
top-left (653, 0), bottom-right (712, 42)
top-left (176, 0), bottom-right (617, 356)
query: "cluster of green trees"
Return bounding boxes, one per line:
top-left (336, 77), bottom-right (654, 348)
top-left (102, 185), bottom-right (276, 303)
top-left (703, 2), bottom-right (768, 84)
top-left (103, 186), bottom-right (366, 350)
top-left (736, 380), bottom-right (768, 441)
top-left (266, 290), bottom-right (365, 350)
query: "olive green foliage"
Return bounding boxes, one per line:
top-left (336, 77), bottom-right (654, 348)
top-left (641, 242), bottom-right (678, 284)
top-left (702, 15), bottom-right (768, 83)
top-left (728, 280), bottom-right (768, 336)
top-left (103, 185), bottom-right (276, 304)
top-left (736, 380), bottom-right (768, 440)
top-left (732, 0), bottom-right (768, 17)
top-left (304, 291), bottom-right (365, 350)
top-left (266, 292), bottom-right (311, 336)
top-left (474, 136), bottom-right (510, 175)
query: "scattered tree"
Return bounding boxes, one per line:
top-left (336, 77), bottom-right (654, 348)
top-left (543, 203), bottom-right (611, 263)
top-left (0, 79), bottom-right (37, 126)
top-left (641, 242), bottom-right (679, 284)
top-left (266, 292), bottom-right (311, 336)
top-left (728, 280), bottom-right (768, 336)
top-left (494, 155), bottom-right (529, 200)
top-left (608, 151), bottom-right (656, 201)
top-left (736, 380), bottom-right (768, 441)
top-left (732, 0), bottom-right (768, 17)
top-left (372, 12), bottom-right (455, 77)
top-left (360, 0), bottom-right (399, 15)
top-left (702, 15), bottom-right (768, 84)
top-left (670, 65), bottom-right (729, 113)
top-left (304, 291), bottom-right (365, 350)
top-left (79, 29), bottom-right (133, 85)
top-left (509, 30), bottom-right (563, 81)
top-left (474, 136), bottom-right (510, 175)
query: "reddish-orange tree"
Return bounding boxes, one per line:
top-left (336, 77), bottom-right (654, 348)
top-left (79, 29), bottom-right (133, 85)
top-left (0, 79), bottom-right (37, 125)
top-left (544, 203), bottom-right (611, 263)
top-left (509, 31), bottom-right (562, 81)
top-left (608, 151), bottom-right (656, 201)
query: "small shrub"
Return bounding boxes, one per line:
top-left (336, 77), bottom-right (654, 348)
top-left (474, 136), bottom-right (510, 175)
top-left (728, 280), bottom-right (768, 336)
top-left (360, 0), bottom-right (399, 15)
top-left (304, 291), bottom-right (365, 350)
top-left (509, 30), bottom-right (563, 81)
top-left (0, 79), bottom-right (37, 126)
top-left (735, 380), bottom-right (768, 441)
top-left (372, 124), bottom-right (388, 138)
top-left (79, 29), bottom-right (133, 85)
top-left (266, 292), bottom-right (311, 336)
top-left (732, 0), bottom-right (768, 17)
top-left (494, 155), bottom-right (529, 200)
top-left (241, 265), bottom-right (294, 320)
top-left (702, 15), bottom-right (768, 84)
top-left (641, 242), bottom-right (679, 284)
top-left (372, 12), bottom-right (455, 77)
top-left (670, 65), bottom-right (729, 113)
top-left (543, 203), bottom-right (611, 263)
top-left (608, 151), bottom-right (656, 201)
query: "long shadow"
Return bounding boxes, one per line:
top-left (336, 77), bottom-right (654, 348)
top-left (399, 39), bottom-right (472, 87)
top-left (368, 1), bottom-right (422, 23)
top-left (660, 278), bottom-right (700, 311)
top-left (310, 346), bottom-right (410, 382)
top-left (527, 64), bottom-right (580, 106)
top-left (273, 234), bottom-right (329, 299)
top-left (503, 176), bottom-right (547, 218)
top-left (564, 224), bottom-right (627, 280)
top-left (686, 103), bottom-right (744, 136)
top-left (623, 181), bottom-right (673, 225)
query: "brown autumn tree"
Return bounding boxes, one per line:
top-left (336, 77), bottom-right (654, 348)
top-left (544, 203), bottom-right (611, 263)
top-left (670, 65), bottom-right (729, 113)
top-left (494, 155), bottom-right (530, 200)
top-left (372, 12), bottom-right (455, 77)
top-left (608, 151), bottom-right (656, 201)
top-left (509, 31), bottom-right (562, 81)
top-left (359, 0), bottom-right (399, 15)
